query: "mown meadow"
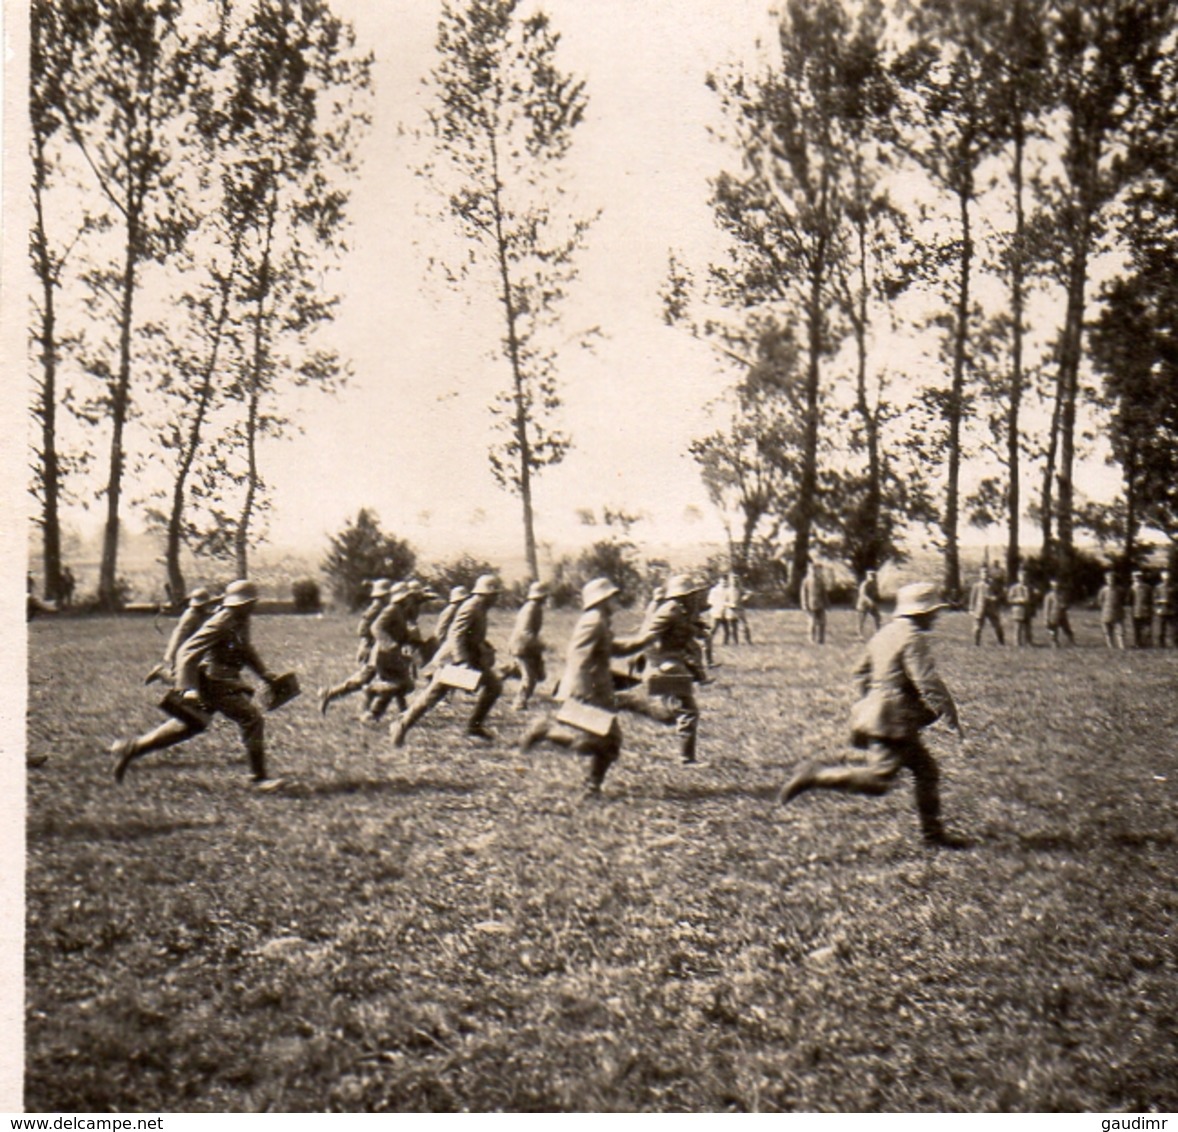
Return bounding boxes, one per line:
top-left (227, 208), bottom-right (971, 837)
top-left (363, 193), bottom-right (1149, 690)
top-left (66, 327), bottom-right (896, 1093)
top-left (24, 607), bottom-right (1178, 1112)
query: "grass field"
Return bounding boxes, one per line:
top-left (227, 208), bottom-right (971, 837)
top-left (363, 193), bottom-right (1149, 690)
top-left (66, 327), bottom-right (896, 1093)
top-left (24, 607), bottom-right (1178, 1112)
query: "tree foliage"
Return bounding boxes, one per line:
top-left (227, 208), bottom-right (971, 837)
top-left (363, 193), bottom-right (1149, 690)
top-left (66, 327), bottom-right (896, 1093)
top-left (322, 509), bottom-right (417, 611)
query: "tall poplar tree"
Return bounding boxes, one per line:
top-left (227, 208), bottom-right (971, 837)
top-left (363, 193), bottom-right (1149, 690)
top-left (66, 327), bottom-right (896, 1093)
top-left (422, 0), bottom-right (597, 579)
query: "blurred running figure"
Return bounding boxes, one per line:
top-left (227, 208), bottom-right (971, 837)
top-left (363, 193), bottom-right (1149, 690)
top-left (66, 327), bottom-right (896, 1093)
top-left (505, 581), bottom-right (548, 710)
top-left (318, 578), bottom-right (393, 716)
top-left (778, 582), bottom-right (967, 849)
top-left (615, 574), bottom-right (708, 765)
top-left (519, 577), bottom-right (644, 794)
top-left (1043, 580), bottom-right (1076, 647)
top-left (145, 586), bottom-right (218, 685)
top-left (111, 580), bottom-right (287, 790)
top-left (391, 574), bottom-right (503, 745)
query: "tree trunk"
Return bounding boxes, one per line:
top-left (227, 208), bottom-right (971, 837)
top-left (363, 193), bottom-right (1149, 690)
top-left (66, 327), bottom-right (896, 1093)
top-left (1006, 122), bottom-right (1026, 581)
top-left (943, 179), bottom-right (972, 602)
top-left (852, 211), bottom-right (882, 573)
top-left (489, 125), bottom-right (538, 579)
top-left (791, 261), bottom-right (825, 601)
top-left (32, 139), bottom-right (64, 604)
top-left (1055, 239), bottom-right (1089, 588)
top-left (98, 207), bottom-right (140, 610)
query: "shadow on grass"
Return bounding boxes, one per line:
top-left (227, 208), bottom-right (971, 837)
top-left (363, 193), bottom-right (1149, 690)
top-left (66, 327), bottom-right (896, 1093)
top-left (300, 775), bottom-right (479, 800)
top-left (30, 816), bottom-right (223, 842)
top-left (977, 827), bottom-right (1177, 852)
top-left (629, 781), bottom-right (781, 803)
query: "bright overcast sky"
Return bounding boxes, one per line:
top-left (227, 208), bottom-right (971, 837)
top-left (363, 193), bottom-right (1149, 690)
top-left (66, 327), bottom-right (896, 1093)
top-left (256, 0), bottom-right (784, 569)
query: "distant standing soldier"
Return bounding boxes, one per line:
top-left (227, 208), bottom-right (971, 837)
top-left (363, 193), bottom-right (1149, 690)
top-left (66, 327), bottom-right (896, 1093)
top-left (506, 581), bottom-right (548, 710)
top-left (968, 566), bottom-right (1005, 646)
top-left (725, 572), bottom-right (752, 644)
top-left (145, 587), bottom-right (218, 685)
top-left (1096, 570), bottom-right (1126, 650)
top-left (110, 580), bottom-right (288, 790)
top-left (392, 574), bottom-right (504, 745)
top-left (60, 565), bottom-right (76, 609)
top-left (318, 578), bottom-right (392, 716)
top-left (1129, 570), bottom-right (1154, 648)
top-left (1042, 580), bottom-right (1075, 647)
top-left (519, 577), bottom-right (645, 794)
top-left (707, 578), bottom-right (731, 647)
top-left (856, 570), bottom-right (881, 641)
top-left (1154, 568), bottom-right (1176, 648)
top-left (800, 563), bottom-right (828, 645)
top-left (615, 574), bottom-right (707, 765)
top-left (1007, 567), bottom-right (1034, 647)
top-left (778, 582), bottom-right (967, 849)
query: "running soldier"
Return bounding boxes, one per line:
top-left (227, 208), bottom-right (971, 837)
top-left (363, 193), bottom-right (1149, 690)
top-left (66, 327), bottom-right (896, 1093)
top-left (391, 574), bottom-right (504, 745)
top-left (519, 577), bottom-right (645, 795)
top-left (615, 574), bottom-right (707, 765)
top-left (366, 582), bottom-right (434, 722)
top-left (110, 580), bottom-right (288, 790)
top-left (318, 578), bottom-right (393, 716)
top-left (778, 582), bottom-right (967, 849)
top-left (145, 587), bottom-right (218, 685)
top-left (506, 581), bottom-right (548, 710)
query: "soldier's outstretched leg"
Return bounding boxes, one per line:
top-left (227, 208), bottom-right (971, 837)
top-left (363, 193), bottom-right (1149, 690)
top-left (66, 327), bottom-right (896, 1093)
top-left (390, 680), bottom-right (448, 746)
top-left (110, 718), bottom-right (199, 783)
top-left (218, 688), bottom-right (268, 781)
top-left (467, 669), bottom-right (502, 739)
top-left (319, 666), bottom-right (374, 715)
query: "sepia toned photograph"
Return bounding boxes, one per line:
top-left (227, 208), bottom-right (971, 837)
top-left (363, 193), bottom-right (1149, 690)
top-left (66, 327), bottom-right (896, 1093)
top-left (7, 0), bottom-right (1177, 1115)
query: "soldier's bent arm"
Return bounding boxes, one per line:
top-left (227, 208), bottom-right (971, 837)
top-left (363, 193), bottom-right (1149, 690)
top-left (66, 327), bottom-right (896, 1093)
top-left (902, 634), bottom-right (959, 731)
top-left (851, 647), bottom-right (872, 699)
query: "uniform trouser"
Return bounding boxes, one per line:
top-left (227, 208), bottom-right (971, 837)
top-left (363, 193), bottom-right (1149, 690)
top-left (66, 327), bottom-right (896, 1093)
top-left (807, 610), bottom-right (826, 644)
top-left (857, 607), bottom-right (880, 641)
top-left (366, 651), bottom-right (414, 720)
top-left (510, 647), bottom-right (546, 709)
top-left (1013, 618), bottom-right (1031, 647)
top-left (806, 736), bottom-right (943, 840)
top-left (523, 711), bottom-right (621, 789)
top-left (735, 612), bottom-right (752, 644)
top-left (615, 686), bottom-right (699, 762)
top-left (122, 683), bottom-right (266, 780)
top-left (1155, 613), bottom-right (1176, 648)
top-left (400, 666), bottom-right (502, 733)
top-left (324, 663), bottom-right (376, 710)
top-left (1047, 614), bottom-right (1075, 646)
top-left (1102, 621), bottom-right (1126, 649)
top-left (1132, 618), bottom-right (1152, 648)
top-left (973, 611), bottom-right (1005, 645)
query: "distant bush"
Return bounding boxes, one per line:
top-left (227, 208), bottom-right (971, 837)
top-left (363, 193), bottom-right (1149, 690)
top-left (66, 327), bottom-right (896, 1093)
top-left (322, 509), bottom-right (417, 611)
top-left (291, 578), bottom-right (322, 613)
top-left (426, 554), bottom-right (501, 598)
top-left (548, 539), bottom-right (645, 609)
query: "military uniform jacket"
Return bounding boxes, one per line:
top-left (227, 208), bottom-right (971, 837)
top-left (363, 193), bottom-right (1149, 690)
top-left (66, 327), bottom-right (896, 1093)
top-left (1097, 583), bottom-right (1125, 623)
top-left (800, 573), bottom-right (827, 613)
top-left (635, 598), bottom-right (702, 677)
top-left (849, 617), bottom-right (959, 741)
top-left (1007, 583), bottom-right (1032, 621)
top-left (856, 578), bottom-right (879, 613)
top-left (372, 602), bottom-right (413, 653)
top-left (1130, 582), bottom-right (1154, 619)
top-left (358, 598), bottom-right (384, 645)
top-left (1155, 581), bottom-right (1175, 615)
top-left (968, 579), bottom-right (999, 617)
top-left (555, 607), bottom-right (623, 708)
top-left (177, 607), bottom-right (268, 690)
top-left (508, 598), bottom-right (544, 657)
top-left (163, 605), bottom-right (212, 669)
top-left (434, 601), bottom-right (460, 646)
top-left (1043, 591), bottom-right (1068, 626)
top-left (449, 595), bottom-right (495, 671)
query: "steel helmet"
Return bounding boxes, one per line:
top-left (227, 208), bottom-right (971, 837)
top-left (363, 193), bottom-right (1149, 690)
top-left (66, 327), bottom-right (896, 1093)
top-left (527, 581), bottom-right (548, 601)
top-left (472, 574), bottom-right (502, 596)
top-left (222, 579), bottom-right (259, 607)
top-left (665, 574), bottom-right (704, 600)
top-left (449, 585), bottom-right (470, 603)
top-left (188, 587), bottom-right (214, 607)
top-left (370, 578), bottom-right (393, 598)
top-left (582, 577), bottom-right (620, 610)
